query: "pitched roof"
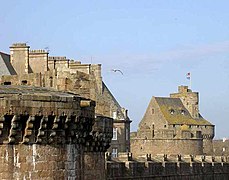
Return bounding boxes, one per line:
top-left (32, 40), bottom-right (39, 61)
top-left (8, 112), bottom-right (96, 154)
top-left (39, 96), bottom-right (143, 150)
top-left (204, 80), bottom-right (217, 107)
top-left (155, 97), bottom-right (212, 125)
top-left (0, 52), bottom-right (16, 75)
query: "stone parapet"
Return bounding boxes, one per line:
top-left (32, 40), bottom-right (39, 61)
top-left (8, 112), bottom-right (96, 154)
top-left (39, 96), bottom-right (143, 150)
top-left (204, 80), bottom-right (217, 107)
top-left (0, 85), bottom-right (113, 179)
top-left (48, 56), bottom-right (67, 60)
top-left (106, 154), bottom-right (229, 179)
top-left (30, 49), bottom-right (47, 54)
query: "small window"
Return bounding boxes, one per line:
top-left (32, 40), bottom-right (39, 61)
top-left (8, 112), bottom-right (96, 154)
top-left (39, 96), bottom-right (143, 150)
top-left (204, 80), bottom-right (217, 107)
top-left (173, 124), bottom-right (176, 128)
top-left (3, 82), bottom-right (11, 85)
top-left (50, 77), bottom-right (53, 87)
top-left (113, 111), bottom-right (117, 119)
top-left (126, 147), bottom-right (129, 152)
top-left (181, 110), bottom-right (185, 115)
top-left (112, 148), bottom-right (118, 158)
top-left (223, 147), bottom-right (226, 152)
top-left (112, 128), bottom-right (118, 140)
top-left (189, 125), bottom-right (192, 128)
top-left (164, 125), bottom-right (167, 128)
top-left (170, 109), bottom-right (175, 115)
top-left (21, 80), bottom-right (27, 85)
top-left (152, 109), bottom-right (154, 114)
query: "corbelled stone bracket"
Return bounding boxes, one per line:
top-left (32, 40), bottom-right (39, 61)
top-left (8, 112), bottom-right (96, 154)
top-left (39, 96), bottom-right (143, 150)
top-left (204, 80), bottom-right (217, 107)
top-left (0, 113), bottom-right (95, 146)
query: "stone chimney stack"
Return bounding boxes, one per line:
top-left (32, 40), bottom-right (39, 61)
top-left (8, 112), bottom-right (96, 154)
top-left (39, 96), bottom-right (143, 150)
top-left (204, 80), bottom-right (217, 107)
top-left (91, 64), bottom-right (102, 95)
top-left (29, 49), bottom-right (49, 74)
top-left (10, 43), bottom-right (30, 75)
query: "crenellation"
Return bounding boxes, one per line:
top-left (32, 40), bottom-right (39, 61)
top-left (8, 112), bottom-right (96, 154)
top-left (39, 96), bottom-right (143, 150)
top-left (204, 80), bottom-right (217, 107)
top-left (106, 154), bottom-right (229, 179)
top-left (29, 49), bottom-right (47, 53)
top-left (1, 42), bottom-right (228, 179)
top-left (0, 84), bottom-right (114, 179)
top-left (48, 56), bottom-right (67, 60)
top-left (1, 43), bottom-right (131, 158)
top-left (11, 43), bottom-right (28, 47)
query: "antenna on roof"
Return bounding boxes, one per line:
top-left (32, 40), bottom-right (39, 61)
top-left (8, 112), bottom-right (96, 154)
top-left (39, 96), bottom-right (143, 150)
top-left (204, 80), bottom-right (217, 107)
top-left (91, 56), bottom-right (93, 64)
top-left (44, 46), bottom-right (50, 53)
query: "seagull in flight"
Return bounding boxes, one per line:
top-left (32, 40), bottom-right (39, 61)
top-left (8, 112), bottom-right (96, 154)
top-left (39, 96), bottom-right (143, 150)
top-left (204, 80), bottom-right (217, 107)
top-left (111, 69), bottom-right (123, 75)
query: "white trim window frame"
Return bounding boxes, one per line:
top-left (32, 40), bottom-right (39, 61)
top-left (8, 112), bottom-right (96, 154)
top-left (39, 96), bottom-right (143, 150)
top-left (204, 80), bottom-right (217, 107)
top-left (112, 127), bottom-right (118, 140)
top-left (112, 148), bottom-right (118, 158)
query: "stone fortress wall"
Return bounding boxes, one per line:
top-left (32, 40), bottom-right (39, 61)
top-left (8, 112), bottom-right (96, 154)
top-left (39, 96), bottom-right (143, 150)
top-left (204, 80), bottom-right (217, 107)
top-left (0, 85), bottom-right (113, 179)
top-left (131, 86), bottom-right (215, 157)
top-left (0, 43), bottom-right (131, 155)
top-left (131, 138), bottom-right (203, 156)
top-left (106, 153), bottom-right (229, 180)
top-left (213, 139), bottom-right (229, 156)
top-left (0, 43), bottom-right (229, 179)
top-left (170, 86), bottom-right (215, 155)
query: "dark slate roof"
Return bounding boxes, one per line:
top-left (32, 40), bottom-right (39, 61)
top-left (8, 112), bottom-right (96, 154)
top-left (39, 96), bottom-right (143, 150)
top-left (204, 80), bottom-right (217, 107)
top-left (155, 97), bottom-right (212, 125)
top-left (0, 52), bottom-right (16, 75)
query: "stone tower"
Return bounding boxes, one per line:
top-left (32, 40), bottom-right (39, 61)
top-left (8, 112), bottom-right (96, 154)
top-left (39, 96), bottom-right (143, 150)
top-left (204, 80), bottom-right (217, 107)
top-left (10, 43), bottom-right (30, 75)
top-left (170, 86), bottom-right (199, 118)
top-left (170, 86), bottom-right (214, 155)
top-left (0, 85), bottom-right (113, 179)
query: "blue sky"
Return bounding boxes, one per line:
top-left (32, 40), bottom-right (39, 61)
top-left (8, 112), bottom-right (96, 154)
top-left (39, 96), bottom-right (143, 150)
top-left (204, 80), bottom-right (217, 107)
top-left (1, 0), bottom-right (229, 138)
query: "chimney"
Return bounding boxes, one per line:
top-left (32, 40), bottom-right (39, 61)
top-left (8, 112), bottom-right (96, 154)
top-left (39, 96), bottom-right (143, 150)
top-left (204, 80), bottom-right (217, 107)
top-left (10, 43), bottom-right (30, 75)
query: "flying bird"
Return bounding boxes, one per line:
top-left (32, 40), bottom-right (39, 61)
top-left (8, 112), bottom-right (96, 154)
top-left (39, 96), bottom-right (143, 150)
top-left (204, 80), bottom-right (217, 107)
top-left (111, 69), bottom-right (123, 75)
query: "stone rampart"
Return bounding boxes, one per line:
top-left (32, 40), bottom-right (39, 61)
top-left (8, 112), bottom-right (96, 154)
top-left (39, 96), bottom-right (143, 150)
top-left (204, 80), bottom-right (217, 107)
top-left (131, 138), bottom-right (203, 156)
top-left (0, 85), bottom-right (113, 179)
top-left (106, 153), bottom-right (229, 179)
top-left (213, 139), bottom-right (229, 156)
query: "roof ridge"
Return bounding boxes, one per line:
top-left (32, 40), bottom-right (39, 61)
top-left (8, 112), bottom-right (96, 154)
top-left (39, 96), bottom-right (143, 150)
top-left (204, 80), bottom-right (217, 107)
top-left (0, 51), bottom-right (10, 56)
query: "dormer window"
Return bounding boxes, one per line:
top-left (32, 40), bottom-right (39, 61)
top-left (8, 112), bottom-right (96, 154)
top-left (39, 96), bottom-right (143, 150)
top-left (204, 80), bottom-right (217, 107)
top-left (170, 109), bottom-right (175, 115)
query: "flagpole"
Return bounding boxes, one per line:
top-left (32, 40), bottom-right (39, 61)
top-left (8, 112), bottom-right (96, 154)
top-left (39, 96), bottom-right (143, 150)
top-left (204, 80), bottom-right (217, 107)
top-left (186, 72), bottom-right (191, 89)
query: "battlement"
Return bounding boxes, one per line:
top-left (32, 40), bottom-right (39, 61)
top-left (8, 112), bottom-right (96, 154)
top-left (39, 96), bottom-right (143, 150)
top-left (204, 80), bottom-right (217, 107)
top-left (10, 43), bottom-right (29, 48)
top-left (30, 49), bottom-right (48, 53)
top-left (70, 59), bottom-right (81, 64)
top-left (107, 152), bottom-right (228, 163)
top-left (0, 85), bottom-right (113, 179)
top-left (178, 85), bottom-right (192, 93)
top-left (49, 56), bottom-right (67, 60)
top-left (0, 85), bottom-right (113, 151)
top-left (106, 152), bottom-right (229, 179)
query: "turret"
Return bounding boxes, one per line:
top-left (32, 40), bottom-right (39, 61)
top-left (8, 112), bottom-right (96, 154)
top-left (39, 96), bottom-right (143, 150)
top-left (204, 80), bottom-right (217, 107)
top-left (170, 86), bottom-right (199, 118)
